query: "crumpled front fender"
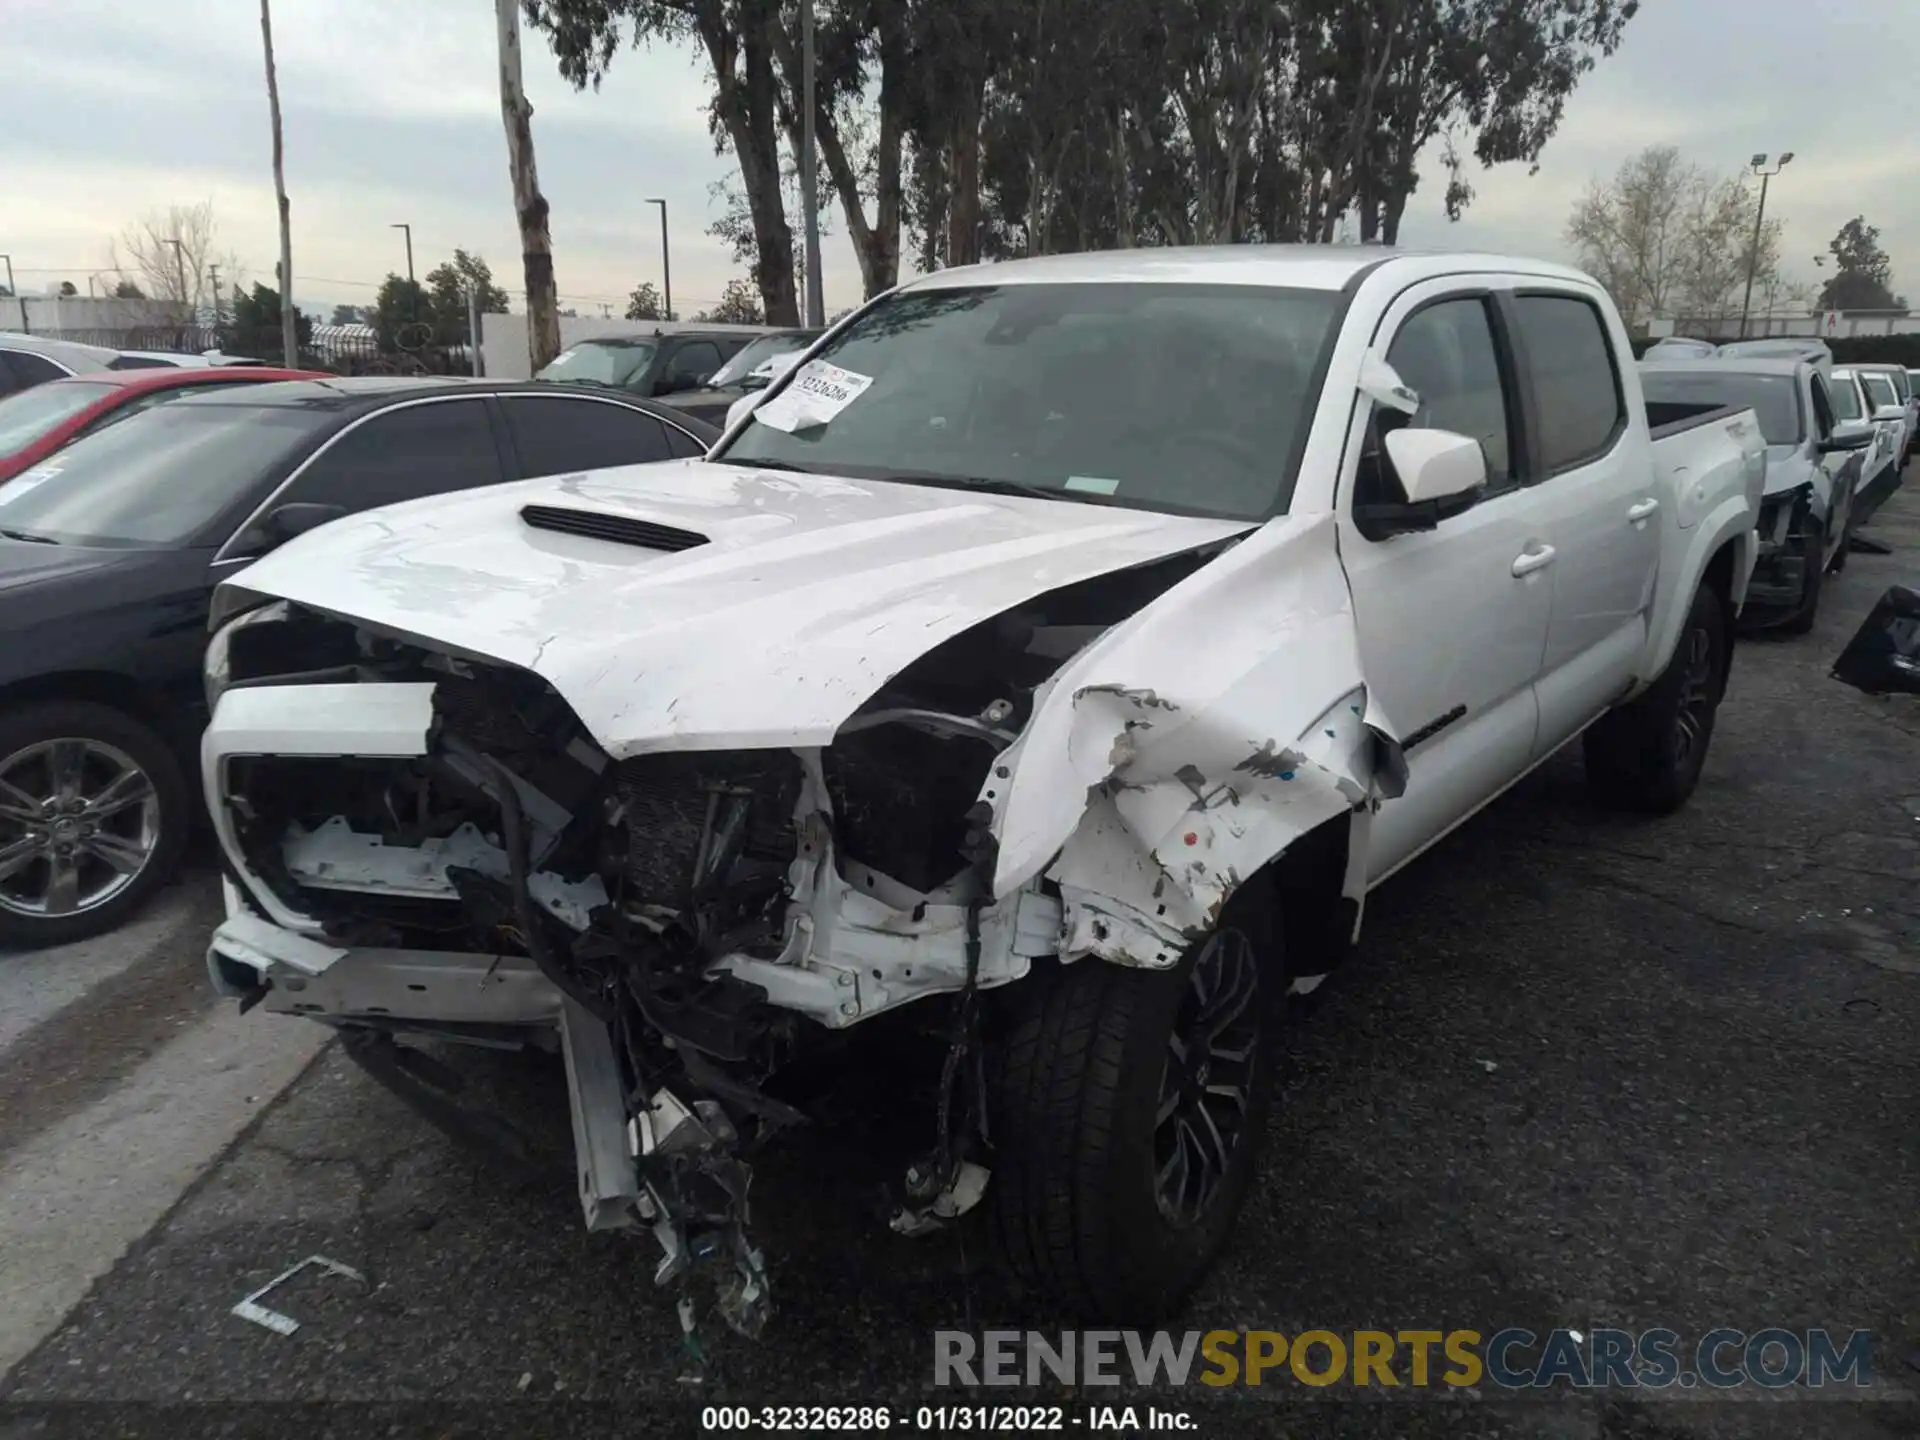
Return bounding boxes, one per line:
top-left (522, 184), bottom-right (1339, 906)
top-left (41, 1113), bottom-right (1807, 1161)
top-left (984, 513), bottom-right (1403, 967)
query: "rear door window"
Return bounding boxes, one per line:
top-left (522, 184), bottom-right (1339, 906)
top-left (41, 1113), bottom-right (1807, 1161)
top-left (499, 395), bottom-right (675, 475)
top-left (276, 398), bottom-right (505, 512)
top-left (1511, 294), bottom-right (1626, 473)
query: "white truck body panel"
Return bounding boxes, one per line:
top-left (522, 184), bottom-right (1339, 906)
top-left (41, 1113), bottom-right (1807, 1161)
top-left (207, 245), bottom-right (1762, 1023)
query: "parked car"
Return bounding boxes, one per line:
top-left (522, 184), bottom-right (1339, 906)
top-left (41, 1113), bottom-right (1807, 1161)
top-left (0, 377), bottom-right (717, 947)
top-left (1852, 362), bottom-right (1917, 464)
top-left (1833, 366), bottom-right (1908, 511)
top-left (1644, 336), bottom-right (1717, 359)
top-left (0, 365), bottom-right (324, 482)
top-left (197, 249), bottom-right (1763, 1337)
top-left (654, 329), bottom-right (823, 426)
top-left (1640, 357), bottom-right (1870, 632)
top-left (1714, 337), bottom-right (1832, 366)
top-left (108, 349), bottom-right (271, 370)
top-left (535, 330), bottom-right (761, 402)
top-left (0, 334), bottom-right (120, 395)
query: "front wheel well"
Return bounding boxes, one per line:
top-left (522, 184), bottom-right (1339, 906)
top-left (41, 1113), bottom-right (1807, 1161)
top-left (0, 672), bottom-right (184, 748)
top-left (1233, 812), bottom-right (1358, 989)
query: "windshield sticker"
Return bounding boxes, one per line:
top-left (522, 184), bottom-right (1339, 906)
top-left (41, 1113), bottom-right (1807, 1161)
top-left (752, 360), bottom-right (875, 433)
top-left (1064, 475), bottom-right (1120, 495)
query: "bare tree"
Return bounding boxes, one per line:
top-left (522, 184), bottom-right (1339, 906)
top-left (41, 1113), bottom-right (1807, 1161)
top-left (260, 0), bottom-right (298, 366)
top-left (1566, 146), bottom-right (1786, 329)
top-left (106, 202), bottom-right (243, 323)
top-left (497, 0), bottom-right (561, 372)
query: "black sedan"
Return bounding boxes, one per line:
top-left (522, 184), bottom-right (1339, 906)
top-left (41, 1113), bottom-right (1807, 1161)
top-left (0, 376), bottom-right (716, 948)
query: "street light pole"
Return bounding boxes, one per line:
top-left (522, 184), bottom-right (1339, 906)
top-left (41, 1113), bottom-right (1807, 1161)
top-left (646, 198), bottom-right (672, 321)
top-left (1738, 151), bottom-right (1793, 339)
top-left (391, 222), bottom-right (415, 321)
top-left (800, 0), bottom-right (824, 326)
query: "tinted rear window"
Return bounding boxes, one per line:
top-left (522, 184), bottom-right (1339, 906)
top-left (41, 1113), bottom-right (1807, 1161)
top-left (1511, 294), bottom-right (1625, 471)
top-left (1861, 374), bottom-right (1899, 409)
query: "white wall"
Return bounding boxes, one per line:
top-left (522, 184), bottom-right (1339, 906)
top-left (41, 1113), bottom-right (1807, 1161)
top-left (479, 314), bottom-right (779, 379)
top-left (2, 294), bottom-right (191, 335)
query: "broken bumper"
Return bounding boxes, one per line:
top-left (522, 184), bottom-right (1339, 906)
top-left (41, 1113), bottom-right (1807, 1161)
top-left (1743, 485), bottom-right (1817, 617)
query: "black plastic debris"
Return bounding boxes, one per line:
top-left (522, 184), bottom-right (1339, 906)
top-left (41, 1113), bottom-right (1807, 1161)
top-left (1831, 585), bottom-right (1920, 696)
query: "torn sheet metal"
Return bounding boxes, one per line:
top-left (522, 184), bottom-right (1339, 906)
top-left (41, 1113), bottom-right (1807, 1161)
top-left (986, 512), bottom-right (1398, 966)
top-left (231, 1255), bottom-right (367, 1336)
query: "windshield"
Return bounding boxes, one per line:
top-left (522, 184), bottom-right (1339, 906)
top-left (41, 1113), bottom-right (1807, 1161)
top-left (0, 381), bottom-right (116, 453)
top-left (1875, 368), bottom-right (1911, 402)
top-left (1861, 373), bottom-right (1899, 409)
top-left (0, 401), bottom-right (326, 547)
top-left (709, 333), bottom-right (813, 389)
top-left (1640, 371), bottom-right (1801, 446)
top-left (536, 340), bottom-right (656, 387)
top-left (715, 283), bottom-right (1343, 521)
top-left (1830, 378), bottom-right (1863, 421)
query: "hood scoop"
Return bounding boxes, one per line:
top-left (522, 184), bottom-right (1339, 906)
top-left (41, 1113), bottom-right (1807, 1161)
top-left (520, 505), bottom-right (709, 553)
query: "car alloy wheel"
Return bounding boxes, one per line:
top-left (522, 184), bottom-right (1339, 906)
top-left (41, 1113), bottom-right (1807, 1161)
top-left (1153, 924), bottom-right (1262, 1226)
top-left (1669, 623), bottom-right (1716, 771)
top-left (0, 737), bottom-right (163, 919)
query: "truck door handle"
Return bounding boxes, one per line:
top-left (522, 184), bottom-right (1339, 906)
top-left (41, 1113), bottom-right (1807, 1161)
top-left (1511, 544), bottom-right (1557, 577)
top-left (1627, 498), bottom-right (1660, 522)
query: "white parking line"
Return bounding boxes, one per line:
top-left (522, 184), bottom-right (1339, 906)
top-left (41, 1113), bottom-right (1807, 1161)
top-left (0, 1001), bottom-right (330, 1378)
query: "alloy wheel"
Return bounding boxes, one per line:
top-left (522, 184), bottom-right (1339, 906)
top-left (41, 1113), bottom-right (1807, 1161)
top-left (1153, 926), bottom-right (1261, 1226)
top-left (1671, 623), bottom-right (1717, 769)
top-left (0, 737), bottom-right (162, 919)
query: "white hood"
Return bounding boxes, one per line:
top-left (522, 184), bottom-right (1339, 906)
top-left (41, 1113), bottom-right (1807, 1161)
top-left (227, 460), bottom-right (1251, 756)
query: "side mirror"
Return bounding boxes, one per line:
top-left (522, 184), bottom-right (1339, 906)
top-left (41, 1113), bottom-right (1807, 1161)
top-left (1821, 422), bottom-right (1873, 453)
top-left (1383, 428), bottom-right (1489, 504)
top-left (1353, 428), bottom-right (1487, 541)
top-left (1831, 585), bottom-right (1920, 696)
top-left (262, 502), bottom-right (346, 546)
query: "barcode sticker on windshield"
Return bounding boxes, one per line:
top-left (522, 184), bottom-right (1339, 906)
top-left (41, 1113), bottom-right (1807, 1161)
top-left (752, 360), bottom-right (875, 433)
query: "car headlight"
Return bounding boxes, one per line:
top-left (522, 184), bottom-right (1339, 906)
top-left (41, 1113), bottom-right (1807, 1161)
top-left (204, 600), bottom-right (290, 711)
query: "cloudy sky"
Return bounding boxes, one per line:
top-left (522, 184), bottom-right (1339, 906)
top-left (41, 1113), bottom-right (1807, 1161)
top-left (1, 0), bottom-right (1913, 318)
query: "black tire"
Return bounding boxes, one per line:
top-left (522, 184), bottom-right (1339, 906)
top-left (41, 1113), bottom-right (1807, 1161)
top-left (0, 701), bottom-right (189, 949)
top-left (1780, 527), bottom-right (1826, 635)
top-left (1582, 581), bottom-right (1728, 815)
top-left (988, 893), bottom-right (1282, 1320)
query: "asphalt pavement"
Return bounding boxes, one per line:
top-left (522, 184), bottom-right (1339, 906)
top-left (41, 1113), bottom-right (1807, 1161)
top-left (0, 482), bottom-right (1915, 1440)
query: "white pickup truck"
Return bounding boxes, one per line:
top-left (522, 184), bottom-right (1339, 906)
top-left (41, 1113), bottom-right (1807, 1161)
top-left (200, 248), bottom-right (1764, 1338)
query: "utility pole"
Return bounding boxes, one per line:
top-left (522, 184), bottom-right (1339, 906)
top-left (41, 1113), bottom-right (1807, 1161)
top-left (800, 0), bottom-right (824, 327)
top-left (646, 198), bottom-right (672, 321)
top-left (208, 263), bottom-right (223, 329)
top-left (1738, 151), bottom-right (1793, 339)
top-left (0, 255), bottom-right (22, 332)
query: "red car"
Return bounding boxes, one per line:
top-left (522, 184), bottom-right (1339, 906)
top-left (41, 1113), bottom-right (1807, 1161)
top-left (0, 366), bottom-right (325, 482)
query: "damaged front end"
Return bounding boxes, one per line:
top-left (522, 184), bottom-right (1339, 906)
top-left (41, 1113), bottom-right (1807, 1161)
top-left (209, 536), bottom-right (1342, 1336)
top-left (1742, 478), bottom-right (1826, 621)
